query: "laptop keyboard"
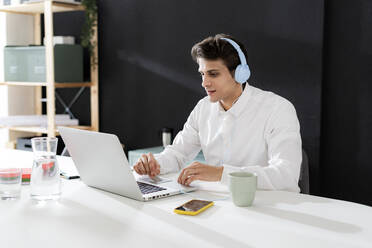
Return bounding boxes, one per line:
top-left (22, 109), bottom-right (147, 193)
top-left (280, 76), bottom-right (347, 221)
top-left (137, 181), bottom-right (166, 194)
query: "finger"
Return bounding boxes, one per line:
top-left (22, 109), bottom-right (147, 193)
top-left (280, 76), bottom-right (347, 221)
top-left (178, 168), bottom-right (186, 184)
top-left (153, 161), bottom-right (160, 175)
top-left (134, 162), bottom-right (145, 175)
top-left (133, 164), bottom-right (141, 174)
top-left (148, 153), bottom-right (157, 177)
top-left (180, 168), bottom-right (197, 185)
top-left (184, 174), bottom-right (201, 186)
top-left (140, 154), bottom-right (149, 164)
top-left (141, 154), bottom-right (150, 175)
top-left (177, 162), bottom-right (197, 184)
top-left (180, 168), bottom-right (189, 185)
top-left (140, 162), bottom-right (148, 175)
top-left (133, 162), bottom-right (140, 174)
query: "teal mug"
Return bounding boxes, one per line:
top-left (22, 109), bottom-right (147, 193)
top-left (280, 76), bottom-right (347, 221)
top-left (228, 172), bottom-right (257, 207)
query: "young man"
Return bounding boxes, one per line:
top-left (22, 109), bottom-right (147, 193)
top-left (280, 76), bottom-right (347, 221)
top-left (134, 34), bottom-right (302, 192)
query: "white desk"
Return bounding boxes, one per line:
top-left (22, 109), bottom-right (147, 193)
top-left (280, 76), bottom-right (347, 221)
top-left (1, 149), bottom-right (372, 248)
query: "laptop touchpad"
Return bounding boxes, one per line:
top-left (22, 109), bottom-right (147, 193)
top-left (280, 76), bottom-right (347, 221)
top-left (137, 175), bottom-right (171, 184)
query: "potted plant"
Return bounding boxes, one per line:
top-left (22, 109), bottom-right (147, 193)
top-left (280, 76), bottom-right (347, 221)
top-left (81, 0), bottom-right (98, 66)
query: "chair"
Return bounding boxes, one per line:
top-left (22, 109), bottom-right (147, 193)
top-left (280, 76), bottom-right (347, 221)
top-left (299, 149), bottom-right (310, 194)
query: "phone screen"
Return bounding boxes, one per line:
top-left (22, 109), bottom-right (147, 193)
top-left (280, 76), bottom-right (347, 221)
top-left (175, 200), bottom-right (212, 212)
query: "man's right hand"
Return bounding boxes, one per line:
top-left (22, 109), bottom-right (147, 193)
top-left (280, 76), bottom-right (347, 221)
top-left (133, 152), bottom-right (161, 178)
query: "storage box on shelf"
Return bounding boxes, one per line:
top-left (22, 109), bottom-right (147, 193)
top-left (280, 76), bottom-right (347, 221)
top-left (4, 45), bottom-right (83, 82)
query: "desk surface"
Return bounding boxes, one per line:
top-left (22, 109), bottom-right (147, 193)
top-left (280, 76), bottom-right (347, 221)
top-left (1, 149), bottom-right (372, 248)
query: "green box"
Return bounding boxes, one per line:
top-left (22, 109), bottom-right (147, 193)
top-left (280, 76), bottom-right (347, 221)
top-left (4, 45), bottom-right (83, 82)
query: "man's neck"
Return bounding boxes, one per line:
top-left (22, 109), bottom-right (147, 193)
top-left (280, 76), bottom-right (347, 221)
top-left (220, 85), bottom-right (244, 111)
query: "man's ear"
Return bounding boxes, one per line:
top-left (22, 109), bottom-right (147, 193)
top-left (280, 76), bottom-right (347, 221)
top-left (229, 69), bottom-right (236, 79)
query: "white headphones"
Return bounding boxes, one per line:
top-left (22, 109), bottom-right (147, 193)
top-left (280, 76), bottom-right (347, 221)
top-left (220, 38), bottom-right (251, 84)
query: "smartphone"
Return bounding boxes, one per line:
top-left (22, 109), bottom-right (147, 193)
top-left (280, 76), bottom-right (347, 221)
top-left (174, 199), bottom-right (214, 216)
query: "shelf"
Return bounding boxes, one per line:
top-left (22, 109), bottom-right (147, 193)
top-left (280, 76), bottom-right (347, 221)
top-left (0, 1), bottom-right (84, 15)
top-left (2, 125), bottom-right (93, 134)
top-left (0, 82), bottom-right (93, 88)
top-left (55, 82), bottom-right (93, 88)
top-left (0, 81), bottom-right (46, 86)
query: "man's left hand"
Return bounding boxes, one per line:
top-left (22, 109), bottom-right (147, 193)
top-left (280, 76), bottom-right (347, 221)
top-left (177, 162), bottom-right (224, 186)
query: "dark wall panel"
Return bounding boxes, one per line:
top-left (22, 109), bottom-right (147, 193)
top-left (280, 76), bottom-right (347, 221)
top-left (54, 0), bottom-right (324, 195)
top-left (321, 0), bottom-right (372, 206)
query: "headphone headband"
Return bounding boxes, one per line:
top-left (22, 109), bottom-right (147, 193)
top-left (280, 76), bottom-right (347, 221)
top-left (220, 38), bottom-right (247, 66)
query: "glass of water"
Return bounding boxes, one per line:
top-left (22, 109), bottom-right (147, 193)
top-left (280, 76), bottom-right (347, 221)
top-left (0, 168), bottom-right (22, 200)
top-left (30, 137), bottom-right (61, 201)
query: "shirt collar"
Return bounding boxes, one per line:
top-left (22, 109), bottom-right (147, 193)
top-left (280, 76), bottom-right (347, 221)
top-left (216, 83), bottom-right (251, 118)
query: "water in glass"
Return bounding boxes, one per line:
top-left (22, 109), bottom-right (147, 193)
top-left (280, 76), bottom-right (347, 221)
top-left (30, 138), bottom-right (61, 201)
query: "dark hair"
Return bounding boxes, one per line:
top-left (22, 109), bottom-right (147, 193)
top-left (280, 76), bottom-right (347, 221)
top-left (191, 33), bottom-right (248, 72)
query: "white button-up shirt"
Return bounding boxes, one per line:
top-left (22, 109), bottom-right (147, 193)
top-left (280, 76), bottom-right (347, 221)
top-left (155, 84), bottom-right (302, 192)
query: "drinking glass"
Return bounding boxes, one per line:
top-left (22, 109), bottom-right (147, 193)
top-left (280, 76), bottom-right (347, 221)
top-left (30, 137), bottom-right (61, 201)
top-left (0, 168), bottom-right (22, 200)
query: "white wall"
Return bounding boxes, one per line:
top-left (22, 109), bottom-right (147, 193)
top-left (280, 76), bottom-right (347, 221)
top-left (0, 13), bottom-right (36, 148)
top-left (0, 12), bottom-right (8, 148)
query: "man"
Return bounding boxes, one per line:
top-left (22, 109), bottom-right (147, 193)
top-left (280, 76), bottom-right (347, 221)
top-left (134, 34), bottom-right (302, 192)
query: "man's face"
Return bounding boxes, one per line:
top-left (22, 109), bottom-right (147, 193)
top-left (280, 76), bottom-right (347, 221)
top-left (198, 58), bottom-right (238, 103)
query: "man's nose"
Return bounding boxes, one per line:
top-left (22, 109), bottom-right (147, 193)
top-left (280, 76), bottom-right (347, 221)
top-left (202, 78), bottom-right (211, 88)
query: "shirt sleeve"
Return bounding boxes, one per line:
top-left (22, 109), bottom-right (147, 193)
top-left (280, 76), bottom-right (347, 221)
top-left (154, 101), bottom-right (202, 174)
top-left (220, 99), bottom-right (302, 192)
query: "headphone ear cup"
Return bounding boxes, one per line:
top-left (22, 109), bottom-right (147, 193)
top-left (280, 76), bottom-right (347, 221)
top-left (234, 64), bottom-right (251, 84)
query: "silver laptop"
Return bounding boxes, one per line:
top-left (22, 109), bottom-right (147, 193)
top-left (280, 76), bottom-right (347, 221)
top-left (58, 127), bottom-right (195, 201)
